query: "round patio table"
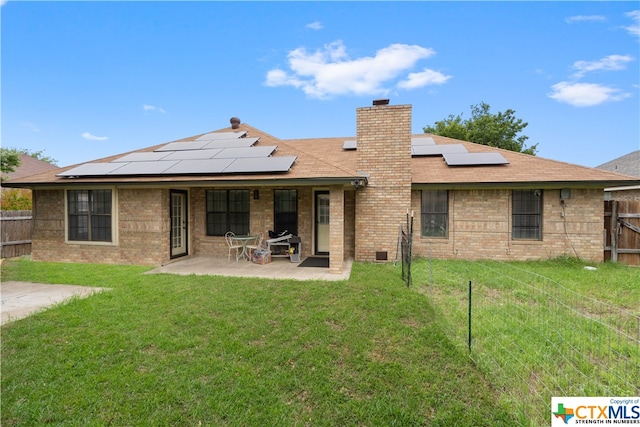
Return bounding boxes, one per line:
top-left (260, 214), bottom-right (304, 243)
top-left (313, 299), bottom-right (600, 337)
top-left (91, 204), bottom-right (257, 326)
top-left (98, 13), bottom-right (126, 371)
top-left (232, 235), bottom-right (259, 261)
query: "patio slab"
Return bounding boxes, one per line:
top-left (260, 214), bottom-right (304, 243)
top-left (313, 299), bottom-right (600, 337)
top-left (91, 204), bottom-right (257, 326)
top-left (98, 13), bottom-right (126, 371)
top-left (1, 281), bottom-right (109, 325)
top-left (146, 255), bottom-right (352, 281)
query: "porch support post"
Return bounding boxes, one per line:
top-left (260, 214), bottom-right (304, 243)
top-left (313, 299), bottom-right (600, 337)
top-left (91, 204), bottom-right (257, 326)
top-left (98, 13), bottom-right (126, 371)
top-left (329, 185), bottom-right (345, 274)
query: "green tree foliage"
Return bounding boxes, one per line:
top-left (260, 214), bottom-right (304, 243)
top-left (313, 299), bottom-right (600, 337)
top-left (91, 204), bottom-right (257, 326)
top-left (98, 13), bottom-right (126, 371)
top-left (1, 148), bottom-right (22, 176)
top-left (16, 148), bottom-right (58, 165)
top-left (423, 102), bottom-right (538, 155)
top-left (1, 188), bottom-right (32, 210)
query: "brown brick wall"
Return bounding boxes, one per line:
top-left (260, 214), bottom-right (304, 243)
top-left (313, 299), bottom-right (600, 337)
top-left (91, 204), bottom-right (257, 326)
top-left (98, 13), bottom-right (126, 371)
top-left (355, 104), bottom-right (413, 261)
top-left (190, 186), bottom-right (319, 261)
top-left (31, 188), bottom-right (167, 265)
top-left (329, 185), bottom-right (345, 273)
top-left (411, 188), bottom-right (605, 262)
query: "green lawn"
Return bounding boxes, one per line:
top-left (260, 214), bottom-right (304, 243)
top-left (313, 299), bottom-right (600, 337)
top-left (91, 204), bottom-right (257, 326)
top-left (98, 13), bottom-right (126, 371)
top-left (410, 257), bottom-right (639, 425)
top-left (1, 258), bottom-right (517, 426)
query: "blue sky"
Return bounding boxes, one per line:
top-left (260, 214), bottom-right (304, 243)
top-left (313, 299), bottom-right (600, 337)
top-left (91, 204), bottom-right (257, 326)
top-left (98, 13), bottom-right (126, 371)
top-left (2, 1), bottom-right (639, 169)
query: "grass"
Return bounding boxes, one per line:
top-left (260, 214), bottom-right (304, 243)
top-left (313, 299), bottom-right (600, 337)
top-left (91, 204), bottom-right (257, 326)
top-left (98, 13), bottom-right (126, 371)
top-left (1, 258), bottom-right (517, 426)
top-left (410, 256), bottom-right (640, 426)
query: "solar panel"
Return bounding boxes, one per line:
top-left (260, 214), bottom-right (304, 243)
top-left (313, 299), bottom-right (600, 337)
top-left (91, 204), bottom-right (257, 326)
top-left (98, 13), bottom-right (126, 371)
top-left (223, 156), bottom-right (297, 173)
top-left (57, 163), bottom-right (126, 177)
top-left (107, 161), bottom-right (179, 175)
top-left (195, 131), bottom-right (247, 141)
top-left (412, 144), bottom-right (468, 156)
top-left (343, 140), bottom-right (357, 150)
top-left (155, 140), bottom-right (210, 152)
top-left (162, 158), bottom-right (235, 174)
top-left (113, 152), bottom-right (171, 162)
top-left (443, 152), bottom-right (510, 166)
top-left (214, 146), bottom-right (277, 159)
top-left (411, 137), bottom-right (436, 146)
top-left (203, 137), bottom-right (259, 149)
top-left (161, 149), bottom-right (222, 161)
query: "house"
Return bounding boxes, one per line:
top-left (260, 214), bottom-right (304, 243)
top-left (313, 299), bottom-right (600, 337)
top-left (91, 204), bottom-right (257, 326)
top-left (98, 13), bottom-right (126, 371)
top-left (1, 154), bottom-right (59, 257)
top-left (4, 101), bottom-right (639, 272)
top-left (596, 151), bottom-right (640, 201)
top-left (2, 153), bottom-right (60, 182)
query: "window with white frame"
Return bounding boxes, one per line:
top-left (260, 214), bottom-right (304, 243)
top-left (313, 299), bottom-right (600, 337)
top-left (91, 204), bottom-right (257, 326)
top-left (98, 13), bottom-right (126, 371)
top-left (421, 190), bottom-right (448, 238)
top-left (512, 190), bottom-right (542, 240)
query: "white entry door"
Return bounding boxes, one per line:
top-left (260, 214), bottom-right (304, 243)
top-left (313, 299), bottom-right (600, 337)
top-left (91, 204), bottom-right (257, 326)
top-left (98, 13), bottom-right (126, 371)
top-left (170, 190), bottom-right (188, 258)
top-left (315, 191), bottom-right (330, 254)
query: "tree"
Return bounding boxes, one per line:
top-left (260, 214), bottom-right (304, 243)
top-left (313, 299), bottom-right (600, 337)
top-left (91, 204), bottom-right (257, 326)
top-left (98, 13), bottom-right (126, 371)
top-left (423, 102), bottom-right (538, 155)
top-left (16, 148), bottom-right (58, 166)
top-left (1, 148), bottom-right (22, 176)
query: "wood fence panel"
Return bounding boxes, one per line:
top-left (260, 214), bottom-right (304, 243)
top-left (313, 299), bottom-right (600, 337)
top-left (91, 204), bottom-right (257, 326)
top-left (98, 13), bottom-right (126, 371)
top-left (604, 200), bottom-right (640, 266)
top-left (1, 210), bottom-right (33, 258)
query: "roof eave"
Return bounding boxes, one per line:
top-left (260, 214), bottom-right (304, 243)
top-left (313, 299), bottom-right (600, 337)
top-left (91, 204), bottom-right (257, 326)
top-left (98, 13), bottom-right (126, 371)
top-left (3, 176), bottom-right (363, 189)
top-left (412, 179), bottom-right (640, 190)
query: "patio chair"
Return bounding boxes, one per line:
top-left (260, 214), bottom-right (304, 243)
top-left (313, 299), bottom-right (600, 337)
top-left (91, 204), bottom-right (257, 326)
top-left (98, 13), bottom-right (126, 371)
top-left (246, 232), bottom-right (263, 256)
top-left (225, 231), bottom-right (242, 262)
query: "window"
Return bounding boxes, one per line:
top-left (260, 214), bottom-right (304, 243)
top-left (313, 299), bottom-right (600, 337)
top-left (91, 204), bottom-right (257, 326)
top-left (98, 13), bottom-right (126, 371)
top-left (67, 189), bottom-right (112, 242)
top-left (421, 190), bottom-right (448, 237)
top-left (274, 189), bottom-right (297, 235)
top-left (206, 190), bottom-right (249, 236)
top-left (512, 190), bottom-right (542, 240)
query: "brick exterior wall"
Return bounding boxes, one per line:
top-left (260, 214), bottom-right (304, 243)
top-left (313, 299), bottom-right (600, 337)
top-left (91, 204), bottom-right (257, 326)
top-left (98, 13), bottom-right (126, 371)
top-left (31, 188), bottom-right (167, 265)
top-left (355, 104), bottom-right (412, 262)
top-left (411, 188), bottom-right (605, 262)
top-left (190, 186), bottom-right (355, 263)
top-left (329, 185), bottom-right (345, 273)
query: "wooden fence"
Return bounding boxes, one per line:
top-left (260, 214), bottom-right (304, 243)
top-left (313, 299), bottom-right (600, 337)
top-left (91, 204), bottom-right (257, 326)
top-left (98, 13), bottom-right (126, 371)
top-left (1, 210), bottom-right (32, 259)
top-left (604, 200), bottom-right (640, 266)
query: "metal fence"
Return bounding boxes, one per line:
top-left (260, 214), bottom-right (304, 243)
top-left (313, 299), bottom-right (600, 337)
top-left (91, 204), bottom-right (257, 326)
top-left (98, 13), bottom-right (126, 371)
top-left (399, 212), bottom-right (414, 287)
top-left (417, 259), bottom-right (639, 425)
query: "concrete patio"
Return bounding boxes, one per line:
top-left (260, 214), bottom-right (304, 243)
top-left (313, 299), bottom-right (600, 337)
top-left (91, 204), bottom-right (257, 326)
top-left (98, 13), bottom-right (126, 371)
top-left (146, 255), bottom-right (353, 281)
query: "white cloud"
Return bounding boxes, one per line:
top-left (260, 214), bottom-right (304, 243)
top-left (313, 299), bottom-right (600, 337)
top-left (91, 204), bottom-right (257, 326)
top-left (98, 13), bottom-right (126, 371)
top-left (565, 15), bottom-right (606, 23)
top-left (306, 21), bottom-right (323, 31)
top-left (623, 10), bottom-right (640, 37)
top-left (81, 132), bottom-right (108, 141)
top-left (397, 69), bottom-right (451, 89)
top-left (548, 82), bottom-right (631, 107)
top-left (572, 54), bottom-right (634, 78)
top-left (143, 104), bottom-right (166, 114)
top-left (0, 0), bottom-right (8, 7)
top-left (265, 40), bottom-right (442, 99)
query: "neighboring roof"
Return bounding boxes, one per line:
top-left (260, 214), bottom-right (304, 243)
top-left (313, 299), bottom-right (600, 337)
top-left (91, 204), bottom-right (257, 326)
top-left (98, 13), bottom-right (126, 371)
top-left (596, 150), bottom-right (640, 177)
top-left (1, 154), bottom-right (59, 182)
top-left (4, 125), bottom-right (639, 189)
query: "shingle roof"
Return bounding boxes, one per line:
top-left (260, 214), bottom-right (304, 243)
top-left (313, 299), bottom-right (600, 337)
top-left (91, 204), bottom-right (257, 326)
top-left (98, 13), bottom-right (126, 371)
top-left (1, 154), bottom-right (59, 181)
top-left (3, 125), bottom-right (638, 188)
top-left (411, 135), bottom-right (638, 187)
top-left (596, 151), bottom-right (640, 177)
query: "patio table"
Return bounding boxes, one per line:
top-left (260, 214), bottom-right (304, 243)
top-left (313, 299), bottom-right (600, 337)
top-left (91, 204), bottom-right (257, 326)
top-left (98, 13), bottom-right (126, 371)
top-left (231, 235), bottom-right (259, 261)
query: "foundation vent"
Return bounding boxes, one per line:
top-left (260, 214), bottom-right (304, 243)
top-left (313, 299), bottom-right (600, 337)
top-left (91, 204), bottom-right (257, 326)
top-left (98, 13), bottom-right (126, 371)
top-left (375, 251), bottom-right (388, 261)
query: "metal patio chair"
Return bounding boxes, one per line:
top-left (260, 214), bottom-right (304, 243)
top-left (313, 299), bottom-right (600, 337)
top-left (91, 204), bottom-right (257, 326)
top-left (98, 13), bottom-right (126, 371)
top-left (225, 231), bottom-right (242, 262)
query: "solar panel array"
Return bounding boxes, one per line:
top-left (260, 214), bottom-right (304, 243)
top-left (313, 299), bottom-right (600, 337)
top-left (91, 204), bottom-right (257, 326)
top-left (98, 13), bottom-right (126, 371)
top-left (342, 140), bottom-right (357, 150)
top-left (343, 137), bottom-right (509, 166)
top-left (411, 144), bottom-right (468, 156)
top-left (443, 152), bottom-right (510, 166)
top-left (58, 133), bottom-right (296, 177)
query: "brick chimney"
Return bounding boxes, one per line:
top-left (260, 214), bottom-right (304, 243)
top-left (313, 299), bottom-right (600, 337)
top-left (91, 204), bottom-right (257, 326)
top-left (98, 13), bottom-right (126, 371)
top-left (355, 100), bottom-right (412, 262)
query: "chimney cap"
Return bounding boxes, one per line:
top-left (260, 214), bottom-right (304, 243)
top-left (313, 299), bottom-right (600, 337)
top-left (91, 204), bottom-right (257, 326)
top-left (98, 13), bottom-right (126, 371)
top-left (372, 99), bottom-right (390, 106)
top-left (230, 117), bottom-right (241, 129)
